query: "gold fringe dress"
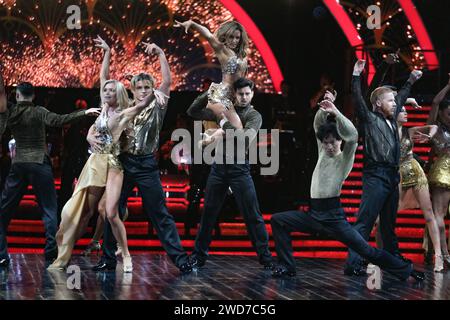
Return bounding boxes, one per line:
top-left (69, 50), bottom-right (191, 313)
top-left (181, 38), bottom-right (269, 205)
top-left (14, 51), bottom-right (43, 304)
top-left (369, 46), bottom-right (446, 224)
top-left (428, 123), bottom-right (450, 190)
top-left (400, 128), bottom-right (428, 191)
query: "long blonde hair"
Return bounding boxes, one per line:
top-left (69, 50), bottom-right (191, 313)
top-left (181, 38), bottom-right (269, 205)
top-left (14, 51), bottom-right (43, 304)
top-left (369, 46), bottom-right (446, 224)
top-left (101, 79), bottom-right (130, 110)
top-left (215, 21), bottom-right (248, 58)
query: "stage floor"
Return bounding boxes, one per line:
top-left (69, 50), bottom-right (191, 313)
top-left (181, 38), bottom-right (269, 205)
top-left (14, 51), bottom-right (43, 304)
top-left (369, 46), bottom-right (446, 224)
top-left (0, 254), bottom-right (447, 300)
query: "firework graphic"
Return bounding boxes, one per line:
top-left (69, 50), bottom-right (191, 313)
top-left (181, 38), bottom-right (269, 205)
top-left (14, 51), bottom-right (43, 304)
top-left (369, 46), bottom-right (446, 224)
top-left (0, 0), bottom-right (276, 92)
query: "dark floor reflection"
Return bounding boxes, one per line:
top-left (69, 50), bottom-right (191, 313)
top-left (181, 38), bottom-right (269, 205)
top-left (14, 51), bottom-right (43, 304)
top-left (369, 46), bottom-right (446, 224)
top-left (0, 254), bottom-right (447, 300)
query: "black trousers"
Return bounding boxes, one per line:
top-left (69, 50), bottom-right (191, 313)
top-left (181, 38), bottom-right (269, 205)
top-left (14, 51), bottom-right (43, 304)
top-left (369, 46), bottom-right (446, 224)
top-left (101, 153), bottom-right (189, 268)
top-left (271, 197), bottom-right (412, 280)
top-left (184, 163), bottom-right (210, 233)
top-left (0, 157), bottom-right (58, 260)
top-left (192, 163), bottom-right (273, 265)
top-left (346, 166), bottom-right (401, 269)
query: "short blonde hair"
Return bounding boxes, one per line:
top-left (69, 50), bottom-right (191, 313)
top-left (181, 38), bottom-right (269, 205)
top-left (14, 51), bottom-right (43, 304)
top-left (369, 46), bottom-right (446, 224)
top-left (370, 87), bottom-right (394, 106)
top-left (130, 73), bottom-right (155, 90)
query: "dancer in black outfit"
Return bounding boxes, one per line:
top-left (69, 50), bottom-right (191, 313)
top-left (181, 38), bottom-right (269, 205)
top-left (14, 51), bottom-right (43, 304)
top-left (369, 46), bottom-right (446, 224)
top-left (0, 75), bottom-right (99, 267)
top-left (187, 78), bottom-right (273, 269)
top-left (344, 59), bottom-right (423, 275)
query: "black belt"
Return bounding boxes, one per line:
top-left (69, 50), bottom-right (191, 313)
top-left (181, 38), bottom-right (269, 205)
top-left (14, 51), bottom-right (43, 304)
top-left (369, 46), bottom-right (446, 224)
top-left (310, 197), bottom-right (341, 211)
top-left (365, 162), bottom-right (399, 171)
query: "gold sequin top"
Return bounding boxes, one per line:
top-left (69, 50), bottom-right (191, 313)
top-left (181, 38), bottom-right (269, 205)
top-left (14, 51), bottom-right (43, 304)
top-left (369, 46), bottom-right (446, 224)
top-left (93, 111), bottom-right (120, 157)
top-left (122, 99), bottom-right (168, 155)
top-left (431, 123), bottom-right (450, 156)
top-left (400, 128), bottom-right (414, 163)
top-left (221, 53), bottom-right (246, 75)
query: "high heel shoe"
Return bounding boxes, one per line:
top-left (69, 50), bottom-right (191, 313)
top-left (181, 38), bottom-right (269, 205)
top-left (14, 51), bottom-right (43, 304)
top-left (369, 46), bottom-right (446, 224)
top-left (442, 254), bottom-right (450, 266)
top-left (434, 254), bottom-right (444, 273)
top-left (83, 240), bottom-right (101, 256)
top-left (123, 255), bottom-right (133, 273)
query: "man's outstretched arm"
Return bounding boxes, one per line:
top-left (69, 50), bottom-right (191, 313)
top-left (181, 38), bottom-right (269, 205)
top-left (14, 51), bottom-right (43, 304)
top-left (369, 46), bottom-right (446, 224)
top-left (352, 59), bottom-right (370, 123)
top-left (319, 100), bottom-right (358, 178)
top-left (186, 92), bottom-right (216, 121)
top-left (142, 42), bottom-right (171, 101)
top-left (394, 69), bottom-right (422, 117)
top-left (365, 52), bottom-right (400, 105)
top-left (428, 73), bottom-right (450, 125)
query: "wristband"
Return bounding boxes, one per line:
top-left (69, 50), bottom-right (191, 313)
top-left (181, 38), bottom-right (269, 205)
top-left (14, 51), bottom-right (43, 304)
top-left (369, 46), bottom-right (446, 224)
top-left (219, 118), bottom-right (227, 128)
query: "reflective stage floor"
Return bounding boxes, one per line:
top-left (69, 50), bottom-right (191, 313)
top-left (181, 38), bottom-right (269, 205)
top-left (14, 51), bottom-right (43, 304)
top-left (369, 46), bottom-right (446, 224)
top-left (0, 254), bottom-right (448, 300)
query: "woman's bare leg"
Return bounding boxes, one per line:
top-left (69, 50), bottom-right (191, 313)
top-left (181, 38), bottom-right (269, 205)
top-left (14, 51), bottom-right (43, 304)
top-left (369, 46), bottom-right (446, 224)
top-left (83, 192), bottom-right (106, 256)
top-left (92, 196), bottom-right (106, 242)
top-left (76, 186), bottom-right (104, 241)
top-left (82, 195), bottom-right (106, 255)
top-left (413, 187), bottom-right (443, 271)
top-left (105, 168), bottom-right (132, 272)
top-left (431, 188), bottom-right (450, 257)
top-left (207, 102), bottom-right (243, 129)
top-left (200, 102), bottom-right (242, 146)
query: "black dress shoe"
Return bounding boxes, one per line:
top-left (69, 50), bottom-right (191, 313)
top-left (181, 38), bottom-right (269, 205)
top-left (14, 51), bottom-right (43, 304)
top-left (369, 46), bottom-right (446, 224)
top-left (395, 254), bottom-right (412, 264)
top-left (271, 266), bottom-right (296, 278)
top-left (190, 257), bottom-right (206, 268)
top-left (263, 262), bottom-right (275, 271)
top-left (410, 269), bottom-right (425, 281)
top-left (92, 261), bottom-right (116, 272)
top-left (179, 262), bottom-right (193, 274)
top-left (344, 266), bottom-right (366, 276)
top-left (360, 259), bottom-right (369, 267)
top-left (0, 258), bottom-right (9, 267)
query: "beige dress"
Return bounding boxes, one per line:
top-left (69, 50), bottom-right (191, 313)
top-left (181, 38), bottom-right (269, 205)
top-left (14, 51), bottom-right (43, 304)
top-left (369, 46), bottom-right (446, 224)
top-left (48, 111), bottom-right (121, 269)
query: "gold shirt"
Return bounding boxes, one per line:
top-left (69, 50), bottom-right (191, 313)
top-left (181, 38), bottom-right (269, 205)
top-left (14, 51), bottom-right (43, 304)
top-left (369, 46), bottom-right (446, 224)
top-left (122, 99), bottom-right (168, 155)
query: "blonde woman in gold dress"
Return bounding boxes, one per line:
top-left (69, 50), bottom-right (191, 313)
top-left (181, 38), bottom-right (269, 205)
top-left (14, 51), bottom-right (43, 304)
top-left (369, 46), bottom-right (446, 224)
top-left (175, 20), bottom-right (248, 144)
top-left (397, 107), bottom-right (443, 272)
top-left (48, 37), bottom-right (158, 272)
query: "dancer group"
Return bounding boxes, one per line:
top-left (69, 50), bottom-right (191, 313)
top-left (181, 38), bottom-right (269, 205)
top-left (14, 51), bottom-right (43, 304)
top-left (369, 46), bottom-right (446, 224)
top-left (0, 19), bottom-right (449, 283)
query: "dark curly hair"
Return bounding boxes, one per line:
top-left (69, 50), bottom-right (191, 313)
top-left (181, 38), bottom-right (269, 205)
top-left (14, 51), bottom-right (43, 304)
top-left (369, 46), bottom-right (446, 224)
top-left (17, 82), bottom-right (34, 98)
top-left (233, 77), bottom-right (255, 91)
top-left (316, 120), bottom-right (342, 142)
